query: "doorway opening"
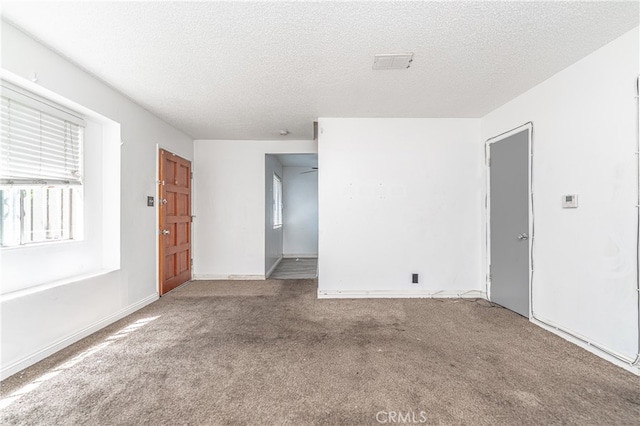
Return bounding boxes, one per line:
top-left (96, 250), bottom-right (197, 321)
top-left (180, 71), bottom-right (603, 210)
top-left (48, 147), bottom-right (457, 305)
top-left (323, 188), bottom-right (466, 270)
top-left (265, 153), bottom-right (318, 279)
top-left (486, 123), bottom-right (532, 317)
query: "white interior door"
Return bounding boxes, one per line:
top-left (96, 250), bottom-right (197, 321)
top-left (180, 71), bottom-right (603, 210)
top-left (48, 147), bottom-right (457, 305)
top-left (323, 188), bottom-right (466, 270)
top-left (489, 128), bottom-right (530, 317)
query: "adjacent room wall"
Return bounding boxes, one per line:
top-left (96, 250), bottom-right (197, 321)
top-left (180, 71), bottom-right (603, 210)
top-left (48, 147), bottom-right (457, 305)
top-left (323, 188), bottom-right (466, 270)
top-left (0, 23), bottom-right (193, 378)
top-left (265, 155), bottom-right (284, 275)
top-left (192, 139), bottom-right (317, 279)
top-left (481, 27), bottom-right (640, 370)
top-left (317, 118), bottom-right (483, 298)
top-left (283, 166), bottom-right (319, 257)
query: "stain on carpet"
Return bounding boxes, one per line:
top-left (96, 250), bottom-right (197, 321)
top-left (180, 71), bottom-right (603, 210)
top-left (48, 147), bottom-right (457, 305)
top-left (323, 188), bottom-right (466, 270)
top-left (1, 280), bottom-right (638, 425)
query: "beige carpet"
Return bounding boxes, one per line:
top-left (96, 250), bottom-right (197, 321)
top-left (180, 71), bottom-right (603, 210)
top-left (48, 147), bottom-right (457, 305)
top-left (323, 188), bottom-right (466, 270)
top-left (1, 280), bottom-right (638, 425)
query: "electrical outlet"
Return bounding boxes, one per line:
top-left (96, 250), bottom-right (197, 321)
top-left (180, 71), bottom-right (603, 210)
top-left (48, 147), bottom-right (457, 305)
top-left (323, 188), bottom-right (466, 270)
top-left (562, 194), bottom-right (578, 208)
top-left (412, 273), bottom-right (419, 284)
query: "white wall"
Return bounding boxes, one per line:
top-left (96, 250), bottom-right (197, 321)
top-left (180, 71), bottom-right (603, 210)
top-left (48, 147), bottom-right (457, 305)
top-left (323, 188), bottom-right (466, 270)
top-left (317, 118), bottom-right (483, 297)
top-left (0, 23), bottom-right (193, 378)
top-left (193, 139), bottom-right (317, 279)
top-left (265, 155), bottom-right (284, 274)
top-left (482, 27), bottom-right (639, 370)
top-left (283, 166), bottom-right (318, 257)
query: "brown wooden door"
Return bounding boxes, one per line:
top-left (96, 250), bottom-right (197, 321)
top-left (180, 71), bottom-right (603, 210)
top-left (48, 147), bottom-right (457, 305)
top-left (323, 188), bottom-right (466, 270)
top-left (159, 149), bottom-right (192, 295)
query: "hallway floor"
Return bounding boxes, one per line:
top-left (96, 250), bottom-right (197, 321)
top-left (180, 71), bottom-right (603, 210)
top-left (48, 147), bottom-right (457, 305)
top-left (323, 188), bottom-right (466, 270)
top-left (269, 257), bottom-right (317, 279)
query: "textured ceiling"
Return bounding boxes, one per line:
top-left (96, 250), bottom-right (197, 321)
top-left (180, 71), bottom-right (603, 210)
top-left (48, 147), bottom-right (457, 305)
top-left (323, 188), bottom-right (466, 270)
top-left (2, 1), bottom-right (638, 140)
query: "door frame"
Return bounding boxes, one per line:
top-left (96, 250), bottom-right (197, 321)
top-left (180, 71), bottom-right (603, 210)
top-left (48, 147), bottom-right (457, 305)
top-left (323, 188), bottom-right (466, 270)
top-left (485, 122), bottom-right (533, 315)
top-left (156, 145), bottom-right (193, 296)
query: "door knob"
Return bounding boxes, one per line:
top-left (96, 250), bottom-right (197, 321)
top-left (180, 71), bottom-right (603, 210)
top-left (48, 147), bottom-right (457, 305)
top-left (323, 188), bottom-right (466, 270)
top-left (160, 229), bottom-right (170, 235)
top-left (517, 233), bottom-right (528, 240)
top-left (161, 198), bottom-right (168, 205)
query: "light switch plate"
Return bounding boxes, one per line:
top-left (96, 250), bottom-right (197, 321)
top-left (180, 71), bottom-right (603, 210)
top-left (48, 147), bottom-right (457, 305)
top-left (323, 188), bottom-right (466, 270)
top-left (562, 194), bottom-right (578, 208)
top-left (147, 196), bottom-right (154, 207)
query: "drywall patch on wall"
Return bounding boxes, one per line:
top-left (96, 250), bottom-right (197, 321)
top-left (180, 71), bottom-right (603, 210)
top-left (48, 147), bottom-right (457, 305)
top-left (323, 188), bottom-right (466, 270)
top-left (318, 118), bottom-right (482, 295)
top-left (481, 27), bottom-right (640, 364)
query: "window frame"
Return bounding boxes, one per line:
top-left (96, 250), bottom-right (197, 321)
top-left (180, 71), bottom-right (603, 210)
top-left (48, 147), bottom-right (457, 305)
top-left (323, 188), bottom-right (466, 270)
top-left (0, 185), bottom-right (84, 248)
top-left (273, 172), bottom-right (283, 229)
top-left (0, 81), bottom-right (85, 248)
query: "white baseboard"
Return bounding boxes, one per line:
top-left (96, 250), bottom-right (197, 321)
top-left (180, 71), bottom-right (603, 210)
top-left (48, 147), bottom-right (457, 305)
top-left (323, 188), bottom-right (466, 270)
top-left (283, 253), bottom-right (318, 259)
top-left (0, 294), bottom-right (158, 380)
top-left (531, 316), bottom-right (640, 376)
top-left (265, 256), bottom-right (283, 278)
top-left (318, 289), bottom-right (486, 299)
top-left (192, 274), bottom-right (265, 280)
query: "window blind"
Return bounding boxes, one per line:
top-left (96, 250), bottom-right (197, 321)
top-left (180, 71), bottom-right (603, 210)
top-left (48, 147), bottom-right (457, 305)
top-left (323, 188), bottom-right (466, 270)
top-left (1, 83), bottom-right (84, 186)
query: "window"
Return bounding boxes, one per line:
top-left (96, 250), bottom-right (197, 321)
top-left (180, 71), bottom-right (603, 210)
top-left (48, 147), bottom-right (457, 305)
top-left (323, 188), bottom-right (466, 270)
top-left (273, 173), bottom-right (283, 228)
top-left (0, 81), bottom-right (84, 247)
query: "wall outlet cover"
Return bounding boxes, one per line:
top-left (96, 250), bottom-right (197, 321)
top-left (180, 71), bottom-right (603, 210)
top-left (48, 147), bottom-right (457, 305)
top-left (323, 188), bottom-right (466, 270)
top-left (562, 194), bottom-right (578, 208)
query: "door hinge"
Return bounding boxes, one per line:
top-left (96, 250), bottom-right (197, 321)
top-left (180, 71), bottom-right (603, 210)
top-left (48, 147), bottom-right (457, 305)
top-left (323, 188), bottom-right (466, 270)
top-left (190, 259), bottom-right (193, 267)
top-left (191, 172), bottom-right (193, 179)
top-left (487, 157), bottom-right (491, 167)
top-left (157, 180), bottom-right (165, 186)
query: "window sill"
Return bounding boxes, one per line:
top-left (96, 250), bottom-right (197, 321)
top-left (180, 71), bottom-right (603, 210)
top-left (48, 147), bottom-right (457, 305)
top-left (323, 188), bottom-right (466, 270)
top-left (0, 238), bottom-right (84, 251)
top-left (0, 268), bottom-right (119, 302)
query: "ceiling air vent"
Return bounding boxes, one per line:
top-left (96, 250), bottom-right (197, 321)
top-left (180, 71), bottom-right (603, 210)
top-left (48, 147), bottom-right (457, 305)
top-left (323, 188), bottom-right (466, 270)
top-left (373, 53), bottom-right (414, 70)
